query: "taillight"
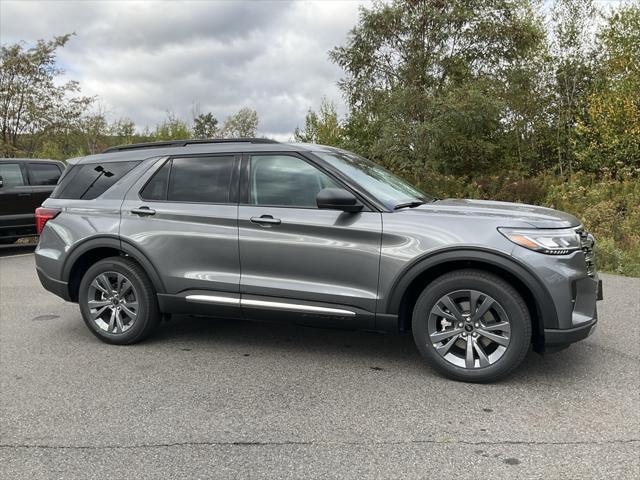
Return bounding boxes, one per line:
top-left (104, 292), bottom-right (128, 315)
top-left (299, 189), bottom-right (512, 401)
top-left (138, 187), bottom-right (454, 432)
top-left (35, 207), bottom-right (61, 235)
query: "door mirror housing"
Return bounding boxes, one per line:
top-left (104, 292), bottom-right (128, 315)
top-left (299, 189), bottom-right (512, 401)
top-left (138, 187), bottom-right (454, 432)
top-left (316, 188), bottom-right (363, 213)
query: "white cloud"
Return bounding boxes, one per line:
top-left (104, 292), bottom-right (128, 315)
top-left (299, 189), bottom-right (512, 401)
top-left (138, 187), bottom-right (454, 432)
top-left (0, 0), bottom-right (369, 136)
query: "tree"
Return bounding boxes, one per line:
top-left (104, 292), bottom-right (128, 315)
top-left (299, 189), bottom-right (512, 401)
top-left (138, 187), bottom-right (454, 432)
top-left (193, 112), bottom-right (219, 139)
top-left (330, 0), bottom-right (545, 176)
top-left (152, 112), bottom-right (191, 140)
top-left (220, 107), bottom-right (258, 138)
top-left (110, 118), bottom-right (136, 144)
top-left (575, 4), bottom-right (640, 172)
top-left (294, 98), bottom-right (344, 146)
top-left (549, 0), bottom-right (598, 174)
top-left (0, 34), bottom-right (93, 157)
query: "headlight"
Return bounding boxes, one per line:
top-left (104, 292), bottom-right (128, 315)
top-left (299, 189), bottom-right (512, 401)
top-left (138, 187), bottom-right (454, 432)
top-left (498, 227), bottom-right (581, 255)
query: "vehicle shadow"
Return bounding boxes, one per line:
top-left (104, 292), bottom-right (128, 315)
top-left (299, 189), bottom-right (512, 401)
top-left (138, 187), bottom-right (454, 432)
top-left (143, 314), bottom-right (599, 385)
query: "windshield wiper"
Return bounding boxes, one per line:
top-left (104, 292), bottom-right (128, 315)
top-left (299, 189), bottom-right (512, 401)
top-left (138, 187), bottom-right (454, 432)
top-left (394, 200), bottom-right (427, 210)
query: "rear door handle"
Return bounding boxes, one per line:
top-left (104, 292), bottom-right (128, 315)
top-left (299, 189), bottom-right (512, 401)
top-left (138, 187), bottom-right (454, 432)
top-left (18, 193), bottom-right (31, 197)
top-left (250, 215), bottom-right (281, 226)
top-left (131, 206), bottom-right (156, 216)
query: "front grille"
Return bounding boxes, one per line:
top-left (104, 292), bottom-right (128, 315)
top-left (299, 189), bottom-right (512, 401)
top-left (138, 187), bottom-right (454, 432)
top-left (578, 229), bottom-right (596, 276)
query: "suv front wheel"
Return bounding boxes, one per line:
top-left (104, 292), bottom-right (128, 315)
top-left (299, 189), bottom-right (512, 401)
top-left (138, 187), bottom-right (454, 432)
top-left (79, 256), bottom-right (160, 344)
top-left (412, 269), bottom-right (531, 383)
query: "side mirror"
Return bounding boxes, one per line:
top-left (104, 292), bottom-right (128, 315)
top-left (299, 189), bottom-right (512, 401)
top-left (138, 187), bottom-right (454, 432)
top-left (316, 188), bottom-right (363, 213)
top-left (0, 175), bottom-right (3, 188)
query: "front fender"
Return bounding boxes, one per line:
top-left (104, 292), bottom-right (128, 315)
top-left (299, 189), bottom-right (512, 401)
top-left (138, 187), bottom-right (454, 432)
top-left (381, 247), bottom-right (559, 329)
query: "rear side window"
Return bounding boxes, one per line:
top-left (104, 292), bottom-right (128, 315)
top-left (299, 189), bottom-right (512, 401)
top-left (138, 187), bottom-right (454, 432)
top-left (0, 163), bottom-right (25, 188)
top-left (28, 163), bottom-right (61, 185)
top-left (54, 161), bottom-right (140, 200)
top-left (140, 156), bottom-right (235, 203)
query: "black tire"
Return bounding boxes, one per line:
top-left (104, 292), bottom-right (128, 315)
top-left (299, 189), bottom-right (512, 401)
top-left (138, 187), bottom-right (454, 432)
top-left (412, 269), bottom-right (531, 383)
top-left (78, 256), bottom-right (160, 345)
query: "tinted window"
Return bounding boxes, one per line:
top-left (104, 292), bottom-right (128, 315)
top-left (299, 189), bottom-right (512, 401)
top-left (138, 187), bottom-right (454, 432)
top-left (28, 163), bottom-right (61, 185)
top-left (0, 163), bottom-right (25, 188)
top-left (140, 160), bottom-right (170, 201)
top-left (54, 161), bottom-right (140, 200)
top-left (315, 151), bottom-right (432, 209)
top-left (167, 156), bottom-right (235, 203)
top-left (249, 155), bottom-right (338, 208)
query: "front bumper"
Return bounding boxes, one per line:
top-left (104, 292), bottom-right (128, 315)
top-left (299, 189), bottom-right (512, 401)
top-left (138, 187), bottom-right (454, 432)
top-left (544, 316), bottom-right (597, 346)
top-left (544, 278), bottom-right (602, 347)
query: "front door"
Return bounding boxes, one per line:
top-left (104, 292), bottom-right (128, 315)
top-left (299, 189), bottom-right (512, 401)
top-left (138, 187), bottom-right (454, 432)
top-left (238, 153), bottom-right (382, 327)
top-left (119, 155), bottom-right (241, 315)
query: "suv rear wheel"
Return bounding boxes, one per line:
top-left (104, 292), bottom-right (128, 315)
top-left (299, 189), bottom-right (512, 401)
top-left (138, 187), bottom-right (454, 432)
top-left (412, 269), bottom-right (531, 383)
top-left (78, 256), bottom-right (160, 344)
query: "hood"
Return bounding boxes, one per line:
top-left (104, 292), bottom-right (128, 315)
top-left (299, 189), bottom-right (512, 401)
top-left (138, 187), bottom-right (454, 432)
top-left (408, 198), bottom-right (581, 229)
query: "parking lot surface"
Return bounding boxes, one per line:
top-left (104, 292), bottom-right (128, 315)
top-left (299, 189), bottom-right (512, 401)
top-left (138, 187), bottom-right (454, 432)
top-left (1, 249), bottom-right (639, 479)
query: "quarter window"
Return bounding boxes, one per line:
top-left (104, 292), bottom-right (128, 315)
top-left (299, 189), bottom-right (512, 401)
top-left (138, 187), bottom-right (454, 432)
top-left (140, 160), bottom-right (170, 201)
top-left (249, 155), bottom-right (338, 208)
top-left (28, 163), bottom-right (61, 185)
top-left (0, 163), bottom-right (25, 188)
top-left (54, 161), bottom-right (140, 200)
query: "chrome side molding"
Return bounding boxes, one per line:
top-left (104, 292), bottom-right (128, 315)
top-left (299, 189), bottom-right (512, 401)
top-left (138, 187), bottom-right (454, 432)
top-left (242, 299), bottom-right (355, 316)
top-left (185, 295), bottom-right (240, 305)
top-left (185, 294), bottom-right (356, 316)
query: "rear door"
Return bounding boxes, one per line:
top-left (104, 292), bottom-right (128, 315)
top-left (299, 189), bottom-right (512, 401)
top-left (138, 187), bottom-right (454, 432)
top-left (237, 153), bottom-right (382, 326)
top-left (26, 162), bottom-right (63, 210)
top-left (119, 155), bottom-right (242, 313)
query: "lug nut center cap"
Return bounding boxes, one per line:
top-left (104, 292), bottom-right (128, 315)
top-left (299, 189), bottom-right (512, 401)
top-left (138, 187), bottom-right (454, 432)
top-left (465, 324), bottom-right (473, 332)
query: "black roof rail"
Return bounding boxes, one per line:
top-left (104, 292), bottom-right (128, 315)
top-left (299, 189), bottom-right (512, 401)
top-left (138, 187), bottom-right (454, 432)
top-left (102, 138), bottom-right (278, 154)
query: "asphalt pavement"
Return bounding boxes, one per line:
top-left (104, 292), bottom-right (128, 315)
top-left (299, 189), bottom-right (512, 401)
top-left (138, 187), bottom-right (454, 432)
top-left (1, 249), bottom-right (638, 479)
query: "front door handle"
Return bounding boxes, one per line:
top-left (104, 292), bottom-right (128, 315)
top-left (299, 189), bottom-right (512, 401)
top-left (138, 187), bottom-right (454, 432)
top-left (250, 215), bottom-right (281, 226)
top-left (18, 193), bottom-right (31, 197)
top-left (131, 206), bottom-right (156, 216)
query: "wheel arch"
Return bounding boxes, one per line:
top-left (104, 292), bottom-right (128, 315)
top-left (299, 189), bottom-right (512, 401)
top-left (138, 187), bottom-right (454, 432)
top-left (62, 236), bottom-right (166, 302)
top-left (384, 248), bottom-right (557, 351)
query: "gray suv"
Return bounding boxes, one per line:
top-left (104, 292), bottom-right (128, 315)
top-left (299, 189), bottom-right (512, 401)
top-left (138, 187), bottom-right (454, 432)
top-left (35, 139), bottom-right (602, 382)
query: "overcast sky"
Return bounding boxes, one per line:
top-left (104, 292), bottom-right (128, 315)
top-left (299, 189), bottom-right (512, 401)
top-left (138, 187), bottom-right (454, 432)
top-left (0, 0), bottom-right (369, 139)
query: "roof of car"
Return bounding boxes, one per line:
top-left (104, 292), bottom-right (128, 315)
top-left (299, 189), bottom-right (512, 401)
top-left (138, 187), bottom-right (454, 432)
top-left (0, 158), bottom-right (63, 163)
top-left (67, 139), bottom-right (342, 165)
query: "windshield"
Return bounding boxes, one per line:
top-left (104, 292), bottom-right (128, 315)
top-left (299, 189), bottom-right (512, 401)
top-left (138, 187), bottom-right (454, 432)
top-left (314, 151), bottom-right (433, 209)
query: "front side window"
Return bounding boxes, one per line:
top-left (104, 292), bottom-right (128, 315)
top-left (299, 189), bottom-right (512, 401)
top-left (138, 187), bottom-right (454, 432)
top-left (249, 155), bottom-right (338, 208)
top-left (0, 163), bottom-right (25, 188)
top-left (314, 151), bottom-right (433, 209)
top-left (54, 161), bottom-right (140, 200)
top-left (29, 163), bottom-right (61, 185)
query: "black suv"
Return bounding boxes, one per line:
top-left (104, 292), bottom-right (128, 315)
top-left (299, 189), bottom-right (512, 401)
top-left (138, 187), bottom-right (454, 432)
top-left (0, 158), bottom-right (65, 244)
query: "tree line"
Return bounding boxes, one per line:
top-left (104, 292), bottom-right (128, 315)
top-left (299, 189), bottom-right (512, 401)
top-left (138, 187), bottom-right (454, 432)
top-left (296, 0), bottom-right (638, 179)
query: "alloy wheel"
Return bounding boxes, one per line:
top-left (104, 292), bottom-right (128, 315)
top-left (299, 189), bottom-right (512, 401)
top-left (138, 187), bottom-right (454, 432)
top-left (86, 271), bottom-right (139, 334)
top-left (428, 289), bottom-right (511, 369)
